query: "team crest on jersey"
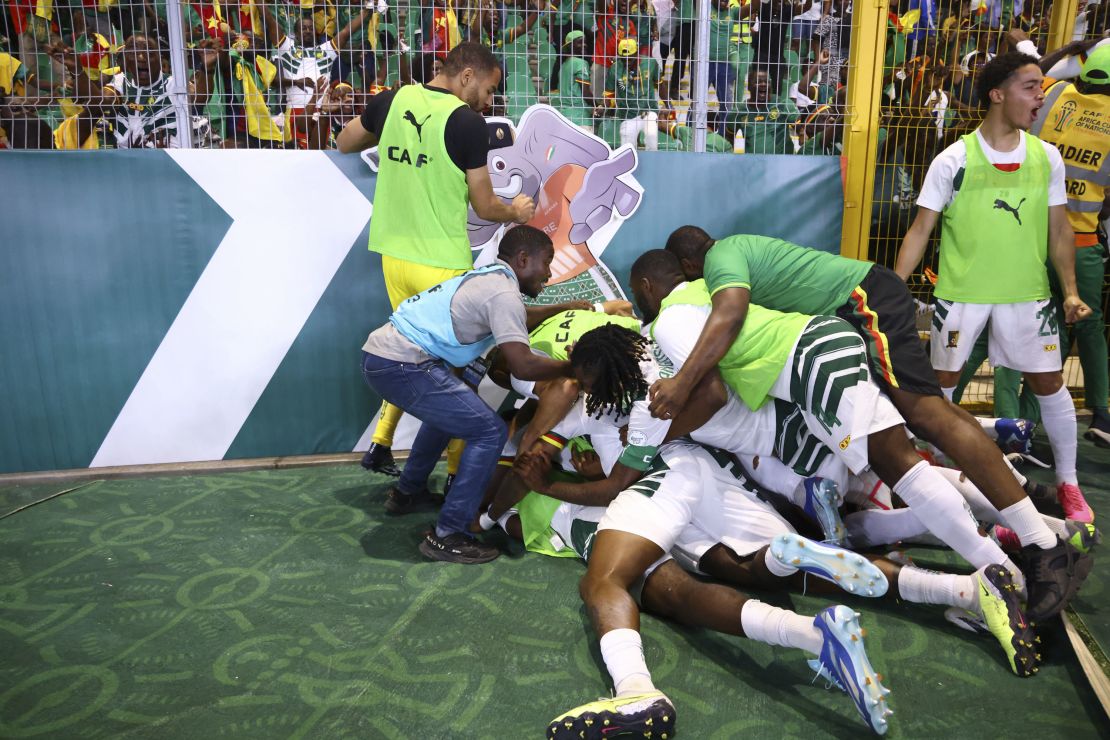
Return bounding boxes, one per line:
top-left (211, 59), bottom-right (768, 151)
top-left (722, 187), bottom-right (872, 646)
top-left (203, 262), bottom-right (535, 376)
top-left (947, 331), bottom-right (960, 348)
top-left (1053, 100), bottom-right (1078, 133)
top-left (1044, 343), bottom-right (1058, 352)
top-left (839, 435), bottom-right (851, 450)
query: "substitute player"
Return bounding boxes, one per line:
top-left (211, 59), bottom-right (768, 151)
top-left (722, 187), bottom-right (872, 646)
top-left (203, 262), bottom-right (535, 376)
top-left (338, 42), bottom-right (536, 478)
top-left (896, 52), bottom-right (1094, 527)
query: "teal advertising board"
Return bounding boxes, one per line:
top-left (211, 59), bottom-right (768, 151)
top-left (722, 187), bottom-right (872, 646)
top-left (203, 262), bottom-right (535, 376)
top-left (0, 148), bottom-right (842, 473)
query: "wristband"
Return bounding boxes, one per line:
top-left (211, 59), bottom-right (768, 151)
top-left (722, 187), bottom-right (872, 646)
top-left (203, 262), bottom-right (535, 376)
top-left (478, 511), bottom-right (496, 531)
top-left (593, 302), bottom-right (605, 312)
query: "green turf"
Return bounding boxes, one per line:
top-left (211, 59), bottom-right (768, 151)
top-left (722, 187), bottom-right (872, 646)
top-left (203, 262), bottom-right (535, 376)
top-left (1, 443), bottom-right (1108, 739)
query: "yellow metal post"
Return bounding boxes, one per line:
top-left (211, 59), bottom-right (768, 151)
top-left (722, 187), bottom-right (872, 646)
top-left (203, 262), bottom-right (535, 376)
top-left (840, 0), bottom-right (889, 261)
top-left (1045, 0), bottom-right (1080, 53)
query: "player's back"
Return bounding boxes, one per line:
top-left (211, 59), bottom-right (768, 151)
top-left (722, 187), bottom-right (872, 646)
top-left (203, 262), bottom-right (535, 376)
top-left (704, 234), bottom-right (872, 316)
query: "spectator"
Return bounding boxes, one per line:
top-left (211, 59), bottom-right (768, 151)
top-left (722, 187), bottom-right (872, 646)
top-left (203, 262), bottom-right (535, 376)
top-left (790, 0), bottom-right (823, 56)
top-left (723, 66), bottom-right (797, 153)
top-left (53, 34), bottom-right (220, 148)
top-left (0, 50), bottom-right (54, 149)
top-left (265, 0), bottom-right (372, 148)
top-left (790, 46), bottom-right (829, 107)
top-left (657, 117), bottom-right (734, 150)
top-left (548, 0), bottom-right (596, 89)
top-left (905, 0), bottom-right (938, 58)
top-left (813, 0), bottom-right (851, 95)
top-left (473, 0), bottom-right (549, 120)
top-left (662, 0), bottom-right (695, 102)
top-left (750, 0), bottom-right (793, 91)
top-left (597, 37), bottom-right (660, 149)
top-left (796, 102), bottom-right (840, 154)
top-left (220, 32), bottom-right (286, 148)
top-left (552, 29), bottom-right (595, 131)
top-left (708, 0), bottom-right (740, 134)
top-left (729, 0), bottom-right (756, 102)
top-left (592, 0), bottom-right (644, 105)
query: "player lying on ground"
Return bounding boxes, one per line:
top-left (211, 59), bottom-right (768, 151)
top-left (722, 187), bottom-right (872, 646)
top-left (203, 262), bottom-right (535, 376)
top-left (657, 228), bottom-right (1094, 622)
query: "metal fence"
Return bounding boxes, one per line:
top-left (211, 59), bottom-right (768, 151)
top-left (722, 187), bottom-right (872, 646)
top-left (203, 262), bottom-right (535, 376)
top-left (862, 0), bottom-right (1108, 412)
top-left (1, 0), bottom-right (1106, 414)
top-left (0, 0), bottom-right (855, 153)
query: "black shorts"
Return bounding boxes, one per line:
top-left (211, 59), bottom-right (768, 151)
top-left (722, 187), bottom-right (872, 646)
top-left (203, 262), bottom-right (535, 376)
top-left (834, 264), bottom-right (943, 398)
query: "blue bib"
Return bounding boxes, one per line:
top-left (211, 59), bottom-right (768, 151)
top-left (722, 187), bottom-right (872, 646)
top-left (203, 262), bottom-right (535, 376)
top-left (389, 264), bottom-right (513, 367)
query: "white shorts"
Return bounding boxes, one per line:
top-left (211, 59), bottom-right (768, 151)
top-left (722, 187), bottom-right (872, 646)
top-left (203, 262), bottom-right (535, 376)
top-left (597, 441), bottom-right (714, 552)
top-left (671, 484), bottom-right (795, 574)
top-left (551, 501), bottom-right (671, 599)
top-left (930, 298), bottom-right (1063, 374)
top-left (771, 319), bottom-right (905, 475)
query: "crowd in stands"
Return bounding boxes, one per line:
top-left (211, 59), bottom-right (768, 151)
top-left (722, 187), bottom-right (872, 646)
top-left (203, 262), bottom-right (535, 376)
top-left (2, 0), bottom-right (1104, 151)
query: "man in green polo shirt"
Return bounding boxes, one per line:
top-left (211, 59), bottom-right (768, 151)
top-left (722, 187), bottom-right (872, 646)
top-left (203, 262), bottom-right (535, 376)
top-left (654, 224), bottom-right (1096, 624)
top-left (597, 38), bottom-right (660, 150)
top-left (551, 30), bottom-right (594, 129)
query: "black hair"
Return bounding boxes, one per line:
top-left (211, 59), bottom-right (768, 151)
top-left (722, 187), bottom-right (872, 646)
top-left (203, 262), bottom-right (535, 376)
top-left (664, 225), bottom-right (713, 264)
top-left (443, 41), bottom-right (501, 77)
top-left (975, 51), bottom-right (1040, 108)
top-left (630, 249), bottom-right (685, 285)
top-left (497, 224), bottom-right (553, 261)
top-left (571, 325), bottom-right (650, 418)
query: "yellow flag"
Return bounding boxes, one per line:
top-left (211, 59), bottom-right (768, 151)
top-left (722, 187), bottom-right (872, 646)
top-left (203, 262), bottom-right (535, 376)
top-left (898, 8), bottom-right (921, 33)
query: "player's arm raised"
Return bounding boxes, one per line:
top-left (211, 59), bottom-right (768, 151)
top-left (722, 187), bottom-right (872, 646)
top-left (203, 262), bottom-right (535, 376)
top-left (648, 287), bottom-right (749, 418)
top-left (467, 165), bottom-right (536, 223)
top-left (894, 206), bottom-right (940, 281)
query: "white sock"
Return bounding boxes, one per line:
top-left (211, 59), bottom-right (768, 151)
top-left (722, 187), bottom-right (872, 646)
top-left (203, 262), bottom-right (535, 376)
top-left (740, 600), bottom-right (823, 656)
top-left (892, 461), bottom-right (1009, 570)
top-left (999, 498), bottom-right (1057, 549)
top-left (1004, 455), bottom-right (1029, 487)
top-left (897, 565), bottom-right (977, 612)
top-left (599, 628), bottom-right (655, 697)
top-left (764, 546), bottom-right (797, 577)
top-left (1036, 387), bottom-right (1079, 485)
top-left (977, 416), bottom-right (1000, 440)
top-left (941, 385), bottom-right (955, 402)
top-left (933, 467), bottom-right (1001, 524)
top-left (1043, 515), bottom-right (1068, 540)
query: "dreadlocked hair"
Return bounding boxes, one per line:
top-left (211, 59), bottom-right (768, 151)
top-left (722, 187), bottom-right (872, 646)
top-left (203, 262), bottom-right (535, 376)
top-left (571, 324), bottom-right (650, 419)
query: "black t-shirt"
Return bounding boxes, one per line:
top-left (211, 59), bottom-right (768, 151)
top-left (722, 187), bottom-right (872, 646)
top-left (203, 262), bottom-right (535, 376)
top-left (359, 85), bottom-right (489, 171)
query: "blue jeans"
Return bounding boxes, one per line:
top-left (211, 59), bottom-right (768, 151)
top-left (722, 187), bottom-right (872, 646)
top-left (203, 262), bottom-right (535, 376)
top-left (361, 352), bottom-right (507, 536)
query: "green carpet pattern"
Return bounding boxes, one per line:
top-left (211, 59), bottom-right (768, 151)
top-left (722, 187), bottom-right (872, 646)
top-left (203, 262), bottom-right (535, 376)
top-left (2, 438), bottom-right (1109, 738)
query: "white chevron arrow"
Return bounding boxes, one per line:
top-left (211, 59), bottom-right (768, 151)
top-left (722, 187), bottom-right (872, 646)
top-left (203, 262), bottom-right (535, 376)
top-left (91, 151), bottom-right (372, 467)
